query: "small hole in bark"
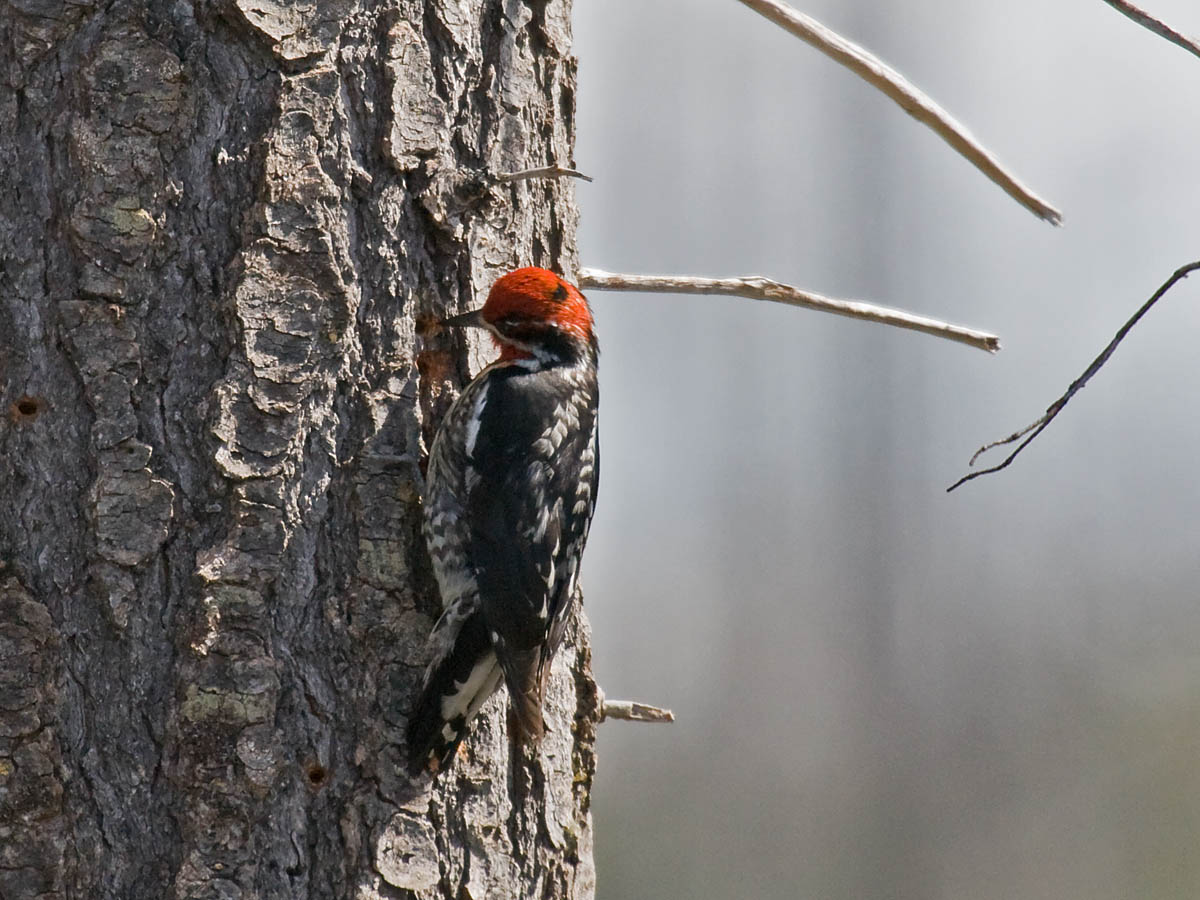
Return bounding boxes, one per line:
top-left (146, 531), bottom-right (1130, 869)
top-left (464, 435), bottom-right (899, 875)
top-left (414, 312), bottom-right (441, 336)
top-left (306, 763), bottom-right (328, 788)
top-left (11, 396), bottom-right (43, 421)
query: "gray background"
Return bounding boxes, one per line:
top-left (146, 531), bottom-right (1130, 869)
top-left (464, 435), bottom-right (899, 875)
top-left (571, 1), bottom-right (1200, 897)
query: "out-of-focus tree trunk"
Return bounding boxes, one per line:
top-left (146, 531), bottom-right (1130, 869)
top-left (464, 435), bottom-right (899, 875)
top-left (0, 0), bottom-right (597, 896)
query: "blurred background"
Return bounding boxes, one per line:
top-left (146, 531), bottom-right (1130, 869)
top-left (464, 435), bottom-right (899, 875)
top-left (570, 1), bottom-right (1200, 898)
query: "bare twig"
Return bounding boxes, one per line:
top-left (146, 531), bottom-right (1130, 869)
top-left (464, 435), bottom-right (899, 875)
top-left (578, 268), bottom-right (1001, 353)
top-left (599, 698), bottom-right (676, 725)
top-left (1100, 0), bottom-right (1200, 61)
top-left (948, 261), bottom-right (1200, 492)
top-left (734, 0), bottom-right (1063, 225)
top-left (494, 166), bottom-right (594, 184)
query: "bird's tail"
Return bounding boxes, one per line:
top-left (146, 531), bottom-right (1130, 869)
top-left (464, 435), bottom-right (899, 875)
top-left (406, 614), bottom-right (501, 775)
top-left (498, 646), bottom-right (548, 745)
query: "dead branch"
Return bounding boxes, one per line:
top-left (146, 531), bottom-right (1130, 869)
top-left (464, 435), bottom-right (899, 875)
top-left (1100, 0), bottom-right (1200, 61)
top-left (948, 260), bottom-right (1200, 492)
top-left (734, 0), bottom-right (1063, 225)
top-left (598, 690), bottom-right (676, 725)
top-left (578, 268), bottom-right (1001, 353)
top-left (494, 166), bottom-right (594, 184)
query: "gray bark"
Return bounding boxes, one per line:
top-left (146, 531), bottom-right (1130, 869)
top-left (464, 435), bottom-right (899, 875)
top-left (0, 0), bottom-right (597, 897)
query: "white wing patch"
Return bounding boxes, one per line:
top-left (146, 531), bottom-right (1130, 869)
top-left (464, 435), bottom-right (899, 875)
top-left (464, 381), bottom-right (490, 458)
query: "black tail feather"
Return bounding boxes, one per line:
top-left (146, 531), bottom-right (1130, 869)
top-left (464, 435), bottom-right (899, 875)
top-left (499, 646), bottom-right (548, 746)
top-left (406, 614), bottom-right (500, 775)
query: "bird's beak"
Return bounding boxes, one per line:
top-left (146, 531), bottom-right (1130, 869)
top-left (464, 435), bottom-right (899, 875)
top-left (440, 308), bottom-right (485, 329)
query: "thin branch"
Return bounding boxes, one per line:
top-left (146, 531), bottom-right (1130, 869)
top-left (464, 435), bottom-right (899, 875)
top-left (599, 699), bottom-right (676, 725)
top-left (494, 166), bottom-right (594, 184)
top-left (578, 268), bottom-right (1001, 353)
top-left (734, 0), bottom-right (1063, 225)
top-left (947, 261), bottom-right (1200, 492)
top-left (1100, 0), bottom-right (1200, 61)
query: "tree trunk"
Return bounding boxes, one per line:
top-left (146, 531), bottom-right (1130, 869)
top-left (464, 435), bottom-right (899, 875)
top-left (0, 0), bottom-right (597, 897)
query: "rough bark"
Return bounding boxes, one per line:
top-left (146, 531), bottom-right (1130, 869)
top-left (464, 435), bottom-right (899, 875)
top-left (0, 0), bottom-right (597, 897)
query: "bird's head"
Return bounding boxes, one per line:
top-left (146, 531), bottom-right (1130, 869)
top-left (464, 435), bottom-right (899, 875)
top-left (442, 267), bottom-right (596, 364)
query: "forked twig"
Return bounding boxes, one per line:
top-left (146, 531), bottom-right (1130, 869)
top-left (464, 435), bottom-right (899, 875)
top-left (1100, 0), bottom-right (1200, 61)
top-left (578, 268), bottom-right (1001, 353)
top-left (734, 0), bottom-right (1063, 225)
top-left (948, 261), bottom-right (1200, 492)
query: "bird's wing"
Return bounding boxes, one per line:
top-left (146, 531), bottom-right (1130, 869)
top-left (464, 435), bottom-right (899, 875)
top-left (465, 365), bottom-right (598, 740)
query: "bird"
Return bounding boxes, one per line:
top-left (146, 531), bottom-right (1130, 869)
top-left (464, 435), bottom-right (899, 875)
top-left (407, 266), bottom-right (600, 775)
